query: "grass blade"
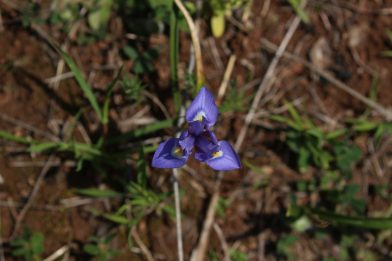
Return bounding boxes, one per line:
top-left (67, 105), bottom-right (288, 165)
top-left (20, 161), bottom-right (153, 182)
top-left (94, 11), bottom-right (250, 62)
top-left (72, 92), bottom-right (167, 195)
top-left (106, 119), bottom-right (174, 144)
top-left (59, 49), bottom-right (102, 120)
top-left (76, 188), bottom-right (121, 198)
top-left (0, 130), bottom-right (32, 145)
top-left (305, 207), bottom-right (392, 229)
top-left (102, 66), bottom-right (123, 124)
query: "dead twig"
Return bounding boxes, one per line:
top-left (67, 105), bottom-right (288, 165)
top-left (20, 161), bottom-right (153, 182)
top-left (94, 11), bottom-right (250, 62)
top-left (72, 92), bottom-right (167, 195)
top-left (235, 1), bottom-right (306, 152)
top-left (43, 245), bottom-right (69, 261)
top-left (0, 113), bottom-right (59, 141)
top-left (260, 38), bottom-right (392, 121)
top-left (9, 155), bottom-right (54, 239)
top-left (142, 90), bottom-right (171, 120)
top-left (190, 188), bottom-right (220, 261)
top-left (131, 228), bottom-right (155, 261)
top-left (213, 223), bottom-right (230, 261)
top-left (0, 9), bottom-right (4, 32)
top-left (174, 0), bottom-right (204, 86)
top-left (0, 208), bottom-right (5, 261)
top-left (191, 4), bottom-right (307, 260)
top-left (217, 55), bottom-right (237, 105)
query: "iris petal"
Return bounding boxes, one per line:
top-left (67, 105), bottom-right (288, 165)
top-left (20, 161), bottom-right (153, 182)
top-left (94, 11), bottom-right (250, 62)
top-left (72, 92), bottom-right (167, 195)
top-left (152, 138), bottom-right (188, 168)
top-left (179, 130), bottom-right (195, 154)
top-left (185, 87), bottom-right (218, 127)
top-left (206, 141), bottom-right (241, 171)
top-left (188, 120), bottom-right (205, 136)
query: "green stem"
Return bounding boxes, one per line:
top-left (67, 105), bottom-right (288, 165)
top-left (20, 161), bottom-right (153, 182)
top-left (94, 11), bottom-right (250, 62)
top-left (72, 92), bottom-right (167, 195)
top-left (170, 2), bottom-right (181, 114)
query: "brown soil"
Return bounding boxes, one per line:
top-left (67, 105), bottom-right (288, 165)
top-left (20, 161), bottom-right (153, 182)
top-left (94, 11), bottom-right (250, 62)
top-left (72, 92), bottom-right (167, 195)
top-left (1, 0), bottom-right (392, 260)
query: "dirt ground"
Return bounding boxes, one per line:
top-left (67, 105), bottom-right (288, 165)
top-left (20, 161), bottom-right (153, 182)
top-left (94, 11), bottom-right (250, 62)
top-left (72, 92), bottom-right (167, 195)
top-left (1, 0), bottom-right (392, 260)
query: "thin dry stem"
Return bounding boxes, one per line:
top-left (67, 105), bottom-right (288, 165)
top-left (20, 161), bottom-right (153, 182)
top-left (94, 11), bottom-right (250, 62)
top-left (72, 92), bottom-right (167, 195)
top-left (213, 223), bottom-right (230, 261)
top-left (9, 155), bottom-right (54, 239)
top-left (217, 55), bottom-right (237, 105)
top-left (131, 228), bottom-right (155, 261)
top-left (235, 6), bottom-right (305, 151)
top-left (173, 168), bottom-right (184, 261)
top-left (174, 0), bottom-right (204, 86)
top-left (43, 245), bottom-right (69, 261)
top-left (0, 112), bottom-right (59, 141)
top-left (190, 190), bottom-right (220, 261)
top-left (0, 9), bottom-right (4, 32)
top-left (192, 4), bottom-right (307, 259)
top-left (260, 38), bottom-right (392, 121)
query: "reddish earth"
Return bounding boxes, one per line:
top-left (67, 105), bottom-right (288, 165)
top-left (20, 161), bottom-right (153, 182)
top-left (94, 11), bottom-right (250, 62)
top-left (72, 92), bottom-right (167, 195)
top-left (1, 0), bottom-right (392, 260)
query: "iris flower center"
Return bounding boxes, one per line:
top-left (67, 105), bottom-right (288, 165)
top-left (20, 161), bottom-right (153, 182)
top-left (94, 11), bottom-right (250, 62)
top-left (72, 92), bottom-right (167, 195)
top-left (171, 146), bottom-right (184, 158)
top-left (211, 150), bottom-right (223, 159)
top-left (193, 111), bottom-right (206, 122)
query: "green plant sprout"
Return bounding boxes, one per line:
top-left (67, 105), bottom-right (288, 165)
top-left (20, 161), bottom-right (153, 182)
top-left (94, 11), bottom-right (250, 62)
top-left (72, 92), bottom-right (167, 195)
top-left (10, 229), bottom-right (44, 261)
top-left (381, 29), bottom-right (392, 58)
top-left (288, 0), bottom-right (309, 24)
top-left (271, 102), bottom-right (362, 173)
top-left (206, 0), bottom-right (250, 38)
top-left (83, 234), bottom-right (119, 261)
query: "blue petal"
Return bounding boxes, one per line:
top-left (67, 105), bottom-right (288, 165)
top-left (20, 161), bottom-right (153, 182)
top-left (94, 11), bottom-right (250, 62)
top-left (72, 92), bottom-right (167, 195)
top-left (179, 130), bottom-right (195, 154)
top-left (152, 138), bottom-right (188, 168)
top-left (194, 132), bottom-right (220, 162)
top-left (206, 141), bottom-right (241, 171)
top-left (188, 120), bottom-right (205, 136)
top-left (185, 87), bottom-right (218, 127)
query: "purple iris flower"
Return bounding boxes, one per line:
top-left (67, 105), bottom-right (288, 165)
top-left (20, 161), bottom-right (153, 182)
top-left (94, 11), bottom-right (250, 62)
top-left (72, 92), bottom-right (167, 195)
top-left (152, 87), bottom-right (241, 171)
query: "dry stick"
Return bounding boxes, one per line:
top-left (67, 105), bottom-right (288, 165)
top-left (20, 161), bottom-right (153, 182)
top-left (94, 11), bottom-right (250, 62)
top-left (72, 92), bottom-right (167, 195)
top-left (10, 155), bottom-right (54, 239)
top-left (142, 90), bottom-right (171, 119)
top-left (260, 38), bottom-right (392, 121)
top-left (0, 112), bottom-right (59, 141)
top-left (190, 186), bottom-right (220, 261)
top-left (172, 2), bottom-right (203, 259)
top-left (213, 223), bottom-right (230, 261)
top-left (0, 208), bottom-right (5, 261)
top-left (217, 55), bottom-right (237, 104)
top-left (0, 9), bottom-right (4, 32)
top-left (43, 245), bottom-right (69, 261)
top-left (174, 0), bottom-right (204, 86)
top-left (172, 106), bottom-right (186, 261)
top-left (192, 8), bottom-right (306, 261)
top-left (173, 168), bottom-right (184, 261)
top-left (131, 228), bottom-right (155, 261)
top-left (235, 11), bottom-right (304, 151)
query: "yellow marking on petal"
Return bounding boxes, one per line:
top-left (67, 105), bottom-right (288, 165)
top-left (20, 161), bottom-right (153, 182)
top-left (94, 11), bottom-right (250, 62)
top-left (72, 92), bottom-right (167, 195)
top-left (172, 146), bottom-right (184, 158)
top-left (193, 111), bottom-right (206, 122)
top-left (212, 150), bottom-right (223, 158)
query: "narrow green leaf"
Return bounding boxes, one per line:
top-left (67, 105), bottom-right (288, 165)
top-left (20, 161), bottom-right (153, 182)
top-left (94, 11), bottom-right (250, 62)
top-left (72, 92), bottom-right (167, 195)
top-left (170, 2), bottom-right (181, 113)
top-left (305, 207), bottom-right (392, 229)
top-left (106, 119), bottom-right (174, 144)
top-left (0, 130), bottom-right (32, 144)
top-left (137, 147), bottom-right (147, 187)
top-left (76, 188), bottom-right (121, 198)
top-left (102, 66), bottom-right (123, 124)
top-left (29, 142), bottom-right (59, 153)
top-left (103, 214), bottom-right (130, 225)
top-left (83, 244), bottom-right (100, 256)
top-left (59, 50), bottom-right (102, 120)
top-left (381, 50), bottom-right (392, 58)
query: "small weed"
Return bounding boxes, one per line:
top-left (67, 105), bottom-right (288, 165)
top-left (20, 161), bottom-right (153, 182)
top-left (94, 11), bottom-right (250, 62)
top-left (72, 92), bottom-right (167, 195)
top-left (288, 0), bottom-right (309, 23)
top-left (229, 248), bottom-right (248, 261)
top-left (10, 229), bottom-right (44, 261)
top-left (271, 102), bottom-right (362, 173)
top-left (220, 87), bottom-right (248, 113)
top-left (122, 45), bottom-right (159, 75)
top-left (83, 234), bottom-right (119, 261)
top-left (206, 0), bottom-right (250, 37)
top-left (120, 74), bottom-right (146, 103)
top-left (381, 29), bottom-right (392, 58)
